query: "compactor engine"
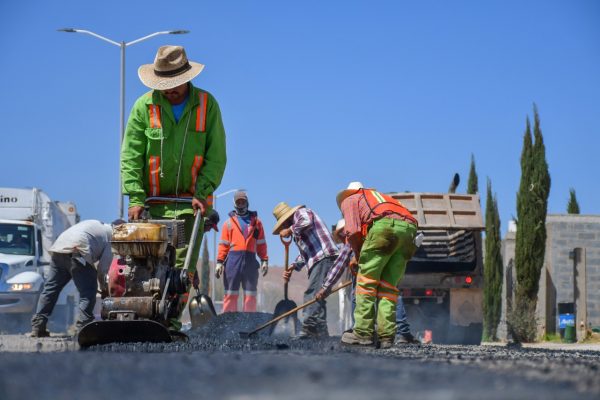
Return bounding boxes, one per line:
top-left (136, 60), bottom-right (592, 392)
top-left (78, 219), bottom-right (192, 347)
top-left (103, 220), bottom-right (188, 324)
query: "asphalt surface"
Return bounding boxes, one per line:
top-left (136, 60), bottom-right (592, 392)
top-left (1, 313), bottom-right (599, 400)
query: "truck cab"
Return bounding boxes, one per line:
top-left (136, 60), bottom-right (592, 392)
top-left (0, 188), bottom-right (79, 333)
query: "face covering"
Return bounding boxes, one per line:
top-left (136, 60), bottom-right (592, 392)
top-left (235, 201), bottom-right (248, 216)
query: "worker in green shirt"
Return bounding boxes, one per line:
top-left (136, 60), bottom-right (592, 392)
top-left (120, 45), bottom-right (227, 329)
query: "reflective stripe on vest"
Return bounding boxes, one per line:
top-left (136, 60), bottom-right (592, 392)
top-left (149, 105), bottom-right (162, 128)
top-left (149, 156), bottom-right (161, 196)
top-left (196, 92), bottom-right (208, 132)
top-left (189, 155), bottom-right (204, 193)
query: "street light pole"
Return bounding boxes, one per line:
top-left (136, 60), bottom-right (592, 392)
top-left (58, 28), bottom-right (189, 219)
top-left (211, 188), bottom-right (245, 301)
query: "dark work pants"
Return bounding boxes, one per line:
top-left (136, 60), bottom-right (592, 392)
top-left (302, 256), bottom-right (335, 335)
top-left (31, 253), bottom-right (97, 330)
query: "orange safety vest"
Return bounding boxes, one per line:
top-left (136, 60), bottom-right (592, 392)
top-left (147, 92), bottom-right (209, 198)
top-left (355, 189), bottom-right (417, 237)
top-left (217, 212), bottom-right (268, 262)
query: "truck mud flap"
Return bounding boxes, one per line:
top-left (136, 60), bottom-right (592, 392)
top-left (77, 320), bottom-right (173, 348)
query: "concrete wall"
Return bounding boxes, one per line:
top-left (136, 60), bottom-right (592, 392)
top-left (499, 214), bottom-right (600, 341)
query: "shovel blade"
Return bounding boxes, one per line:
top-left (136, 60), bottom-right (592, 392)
top-left (77, 320), bottom-right (172, 348)
top-left (269, 299), bottom-right (299, 336)
top-left (189, 294), bottom-right (217, 329)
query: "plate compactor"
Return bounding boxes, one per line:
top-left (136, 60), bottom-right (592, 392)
top-left (78, 199), bottom-right (207, 347)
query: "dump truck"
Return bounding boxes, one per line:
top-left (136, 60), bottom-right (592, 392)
top-left (389, 191), bottom-right (485, 344)
top-left (0, 187), bottom-right (80, 333)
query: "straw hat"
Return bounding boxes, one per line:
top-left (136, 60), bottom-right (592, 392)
top-left (336, 181), bottom-right (365, 209)
top-left (272, 202), bottom-right (304, 234)
top-left (138, 45), bottom-right (205, 90)
top-left (332, 218), bottom-right (346, 243)
top-left (335, 219), bottom-right (346, 233)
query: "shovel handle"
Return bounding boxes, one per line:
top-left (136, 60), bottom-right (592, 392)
top-left (246, 280), bottom-right (352, 337)
top-left (280, 236), bottom-right (292, 299)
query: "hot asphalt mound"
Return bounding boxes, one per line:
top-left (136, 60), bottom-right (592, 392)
top-left (85, 312), bottom-right (341, 353)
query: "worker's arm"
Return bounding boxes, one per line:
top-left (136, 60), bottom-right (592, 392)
top-left (121, 97), bottom-right (149, 208)
top-left (291, 254), bottom-right (305, 271)
top-left (318, 244), bottom-right (353, 298)
top-left (217, 220), bottom-right (231, 263)
top-left (256, 220), bottom-right (268, 262)
top-left (290, 208), bottom-right (312, 237)
top-left (194, 93), bottom-right (227, 203)
top-left (340, 195), bottom-right (364, 259)
top-left (96, 244), bottom-right (113, 293)
top-left (346, 232), bottom-right (364, 261)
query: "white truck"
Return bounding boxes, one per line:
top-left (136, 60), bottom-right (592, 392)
top-left (0, 187), bottom-right (80, 333)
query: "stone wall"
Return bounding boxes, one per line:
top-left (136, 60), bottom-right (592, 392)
top-left (499, 214), bottom-right (600, 341)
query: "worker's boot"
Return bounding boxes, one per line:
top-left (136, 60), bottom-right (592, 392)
top-left (396, 333), bottom-right (420, 344)
top-left (378, 337), bottom-right (394, 349)
top-left (341, 330), bottom-right (373, 346)
top-left (30, 325), bottom-right (50, 338)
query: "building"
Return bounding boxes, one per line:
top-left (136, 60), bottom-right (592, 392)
top-left (499, 214), bottom-right (600, 341)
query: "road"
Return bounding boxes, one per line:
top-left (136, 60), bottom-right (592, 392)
top-left (1, 313), bottom-right (599, 400)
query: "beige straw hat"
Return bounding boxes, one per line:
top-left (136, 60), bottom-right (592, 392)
top-left (332, 218), bottom-right (346, 243)
top-left (272, 202), bottom-right (304, 234)
top-left (336, 181), bottom-right (366, 209)
top-left (138, 45), bottom-right (205, 90)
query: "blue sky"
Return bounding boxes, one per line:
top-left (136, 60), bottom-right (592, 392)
top-left (1, 1), bottom-right (599, 265)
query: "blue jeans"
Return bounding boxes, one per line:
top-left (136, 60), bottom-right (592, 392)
top-left (31, 253), bottom-right (97, 330)
top-left (350, 274), bottom-right (412, 337)
top-left (301, 256), bottom-right (335, 335)
top-left (395, 296), bottom-right (411, 337)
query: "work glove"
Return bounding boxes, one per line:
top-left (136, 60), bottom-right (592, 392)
top-left (260, 260), bottom-right (269, 277)
top-left (215, 262), bottom-right (224, 279)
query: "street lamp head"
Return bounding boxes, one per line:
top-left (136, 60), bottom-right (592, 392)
top-left (57, 28), bottom-right (77, 33)
top-left (169, 30), bottom-right (190, 35)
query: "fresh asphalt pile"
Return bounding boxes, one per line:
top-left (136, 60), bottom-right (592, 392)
top-left (86, 312), bottom-right (340, 353)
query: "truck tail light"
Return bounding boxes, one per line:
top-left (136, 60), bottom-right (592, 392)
top-left (465, 276), bottom-right (473, 284)
top-left (425, 289), bottom-right (433, 296)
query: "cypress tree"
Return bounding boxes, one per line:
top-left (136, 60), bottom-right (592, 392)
top-left (511, 105), bottom-right (551, 342)
top-left (514, 117), bottom-right (533, 297)
top-left (467, 154), bottom-right (479, 194)
top-left (529, 104), bottom-right (551, 300)
top-left (483, 179), bottom-right (503, 341)
top-left (567, 188), bottom-right (580, 214)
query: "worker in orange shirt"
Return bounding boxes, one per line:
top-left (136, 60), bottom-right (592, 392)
top-left (216, 191), bottom-right (268, 312)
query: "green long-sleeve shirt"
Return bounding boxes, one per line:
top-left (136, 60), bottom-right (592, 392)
top-left (121, 83), bottom-right (227, 217)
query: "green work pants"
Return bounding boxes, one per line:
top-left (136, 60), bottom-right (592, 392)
top-left (353, 218), bottom-right (416, 340)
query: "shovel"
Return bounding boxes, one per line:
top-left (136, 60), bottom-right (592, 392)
top-left (240, 280), bottom-right (352, 339)
top-left (268, 236), bottom-right (298, 335)
top-left (189, 280), bottom-right (217, 329)
top-left (187, 213), bottom-right (217, 329)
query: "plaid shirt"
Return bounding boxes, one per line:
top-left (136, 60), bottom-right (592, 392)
top-left (322, 243), bottom-right (354, 292)
top-left (291, 207), bottom-right (338, 272)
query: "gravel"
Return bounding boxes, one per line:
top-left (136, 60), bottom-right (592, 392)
top-left (1, 313), bottom-right (599, 399)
